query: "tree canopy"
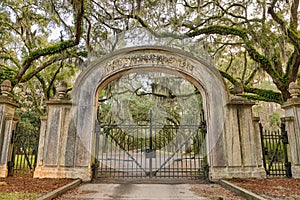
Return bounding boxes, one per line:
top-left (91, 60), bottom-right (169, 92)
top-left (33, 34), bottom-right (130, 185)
top-left (0, 0), bottom-right (299, 113)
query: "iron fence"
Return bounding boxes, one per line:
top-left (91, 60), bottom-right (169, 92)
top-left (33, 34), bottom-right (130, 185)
top-left (9, 125), bottom-right (39, 176)
top-left (260, 122), bottom-right (292, 178)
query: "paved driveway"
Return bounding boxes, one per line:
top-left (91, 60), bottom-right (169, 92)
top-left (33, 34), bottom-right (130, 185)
top-left (58, 183), bottom-right (245, 200)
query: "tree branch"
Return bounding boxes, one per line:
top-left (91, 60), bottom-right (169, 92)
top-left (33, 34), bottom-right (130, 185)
top-left (290, 0), bottom-right (299, 29)
top-left (15, 0), bottom-right (85, 85)
top-left (50, 0), bottom-right (73, 36)
top-left (20, 54), bottom-right (74, 83)
top-left (244, 65), bottom-right (259, 85)
top-left (268, 0), bottom-right (300, 50)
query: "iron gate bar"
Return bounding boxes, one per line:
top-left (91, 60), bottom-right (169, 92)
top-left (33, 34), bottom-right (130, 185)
top-left (18, 135), bottom-right (36, 170)
top-left (149, 110), bottom-right (153, 177)
top-left (95, 123), bottom-right (206, 179)
top-left (259, 122), bottom-right (292, 177)
top-left (259, 123), bottom-right (267, 173)
top-left (10, 127), bottom-right (39, 176)
top-left (101, 125), bottom-right (148, 175)
top-left (281, 122), bottom-right (292, 178)
top-left (153, 125), bottom-right (201, 176)
top-left (266, 137), bottom-right (281, 175)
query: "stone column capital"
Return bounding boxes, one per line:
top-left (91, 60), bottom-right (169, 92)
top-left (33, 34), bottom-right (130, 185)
top-left (228, 95), bottom-right (255, 106)
top-left (46, 99), bottom-right (72, 106)
top-left (40, 116), bottom-right (48, 121)
top-left (289, 82), bottom-right (299, 99)
top-left (0, 80), bottom-right (12, 96)
top-left (282, 98), bottom-right (300, 109)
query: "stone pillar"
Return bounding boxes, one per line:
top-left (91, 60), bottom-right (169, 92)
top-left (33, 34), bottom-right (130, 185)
top-left (34, 81), bottom-right (92, 181)
top-left (36, 116), bottom-right (47, 166)
top-left (0, 80), bottom-right (19, 177)
top-left (282, 82), bottom-right (300, 177)
top-left (213, 94), bottom-right (265, 179)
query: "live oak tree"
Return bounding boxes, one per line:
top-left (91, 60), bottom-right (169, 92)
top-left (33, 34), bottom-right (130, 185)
top-left (107, 0), bottom-right (299, 103)
top-left (0, 0), bottom-right (85, 114)
top-left (1, 0), bottom-right (299, 112)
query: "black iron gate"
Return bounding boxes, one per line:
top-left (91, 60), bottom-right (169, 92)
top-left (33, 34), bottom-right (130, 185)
top-left (260, 122), bottom-right (292, 177)
top-left (94, 112), bottom-right (207, 180)
top-left (9, 124), bottom-right (39, 176)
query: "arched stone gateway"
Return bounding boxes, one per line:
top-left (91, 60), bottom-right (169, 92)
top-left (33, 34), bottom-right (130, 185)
top-left (33, 46), bottom-right (265, 181)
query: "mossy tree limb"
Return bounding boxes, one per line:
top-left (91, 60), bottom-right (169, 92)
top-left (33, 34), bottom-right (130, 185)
top-left (183, 25), bottom-right (294, 100)
top-left (220, 70), bottom-right (283, 103)
top-left (15, 0), bottom-right (85, 84)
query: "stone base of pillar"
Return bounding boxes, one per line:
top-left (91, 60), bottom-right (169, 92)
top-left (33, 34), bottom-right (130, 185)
top-left (34, 166), bottom-right (92, 181)
top-left (291, 166), bottom-right (300, 178)
top-left (0, 164), bottom-right (8, 177)
top-left (210, 166), bottom-right (266, 180)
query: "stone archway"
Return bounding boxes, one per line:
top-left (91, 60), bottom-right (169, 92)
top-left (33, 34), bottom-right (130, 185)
top-left (34, 46), bottom-right (265, 181)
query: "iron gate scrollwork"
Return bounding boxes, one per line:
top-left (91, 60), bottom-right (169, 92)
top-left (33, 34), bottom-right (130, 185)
top-left (94, 111), bottom-right (207, 180)
top-left (260, 122), bottom-right (292, 178)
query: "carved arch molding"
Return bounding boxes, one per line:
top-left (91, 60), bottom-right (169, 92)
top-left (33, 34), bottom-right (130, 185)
top-left (70, 46), bottom-right (229, 169)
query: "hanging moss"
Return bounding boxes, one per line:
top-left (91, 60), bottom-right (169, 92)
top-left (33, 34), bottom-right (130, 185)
top-left (244, 86), bottom-right (284, 104)
top-left (0, 68), bottom-right (17, 85)
top-left (289, 28), bottom-right (300, 41)
top-left (242, 94), bottom-right (283, 104)
top-left (186, 25), bottom-right (247, 38)
top-left (187, 25), bottom-right (282, 83)
top-left (220, 69), bottom-right (283, 103)
top-left (22, 40), bottom-right (76, 66)
top-left (219, 70), bottom-right (237, 85)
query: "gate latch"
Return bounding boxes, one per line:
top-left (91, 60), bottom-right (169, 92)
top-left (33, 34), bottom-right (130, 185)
top-left (281, 123), bottom-right (289, 144)
top-left (146, 149), bottom-right (156, 158)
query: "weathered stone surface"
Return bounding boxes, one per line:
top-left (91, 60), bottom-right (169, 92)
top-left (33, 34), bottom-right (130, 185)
top-left (34, 166), bottom-right (92, 181)
top-left (44, 108), bottom-right (60, 166)
top-left (36, 116), bottom-right (47, 166)
top-left (224, 95), bottom-right (263, 177)
top-left (0, 80), bottom-right (12, 96)
top-left (282, 95), bottom-right (300, 177)
top-left (0, 95), bottom-right (18, 177)
top-left (64, 119), bottom-right (76, 167)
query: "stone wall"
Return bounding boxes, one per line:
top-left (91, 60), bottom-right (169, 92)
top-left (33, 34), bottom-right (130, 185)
top-left (34, 84), bottom-right (93, 181)
top-left (211, 96), bottom-right (265, 179)
top-left (282, 82), bottom-right (300, 178)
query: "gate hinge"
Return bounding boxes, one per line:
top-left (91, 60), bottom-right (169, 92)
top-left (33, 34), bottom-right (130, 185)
top-left (281, 123), bottom-right (289, 144)
top-left (201, 121), bottom-right (207, 134)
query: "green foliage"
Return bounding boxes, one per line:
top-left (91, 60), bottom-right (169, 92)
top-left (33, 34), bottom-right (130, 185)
top-left (0, 0), bottom-right (299, 108)
top-left (0, 68), bottom-right (16, 83)
top-left (243, 87), bottom-right (284, 104)
top-left (128, 95), bottom-right (155, 125)
top-left (22, 40), bottom-right (76, 66)
top-left (269, 112), bottom-right (281, 127)
top-left (97, 72), bottom-right (202, 126)
top-left (15, 110), bottom-right (40, 133)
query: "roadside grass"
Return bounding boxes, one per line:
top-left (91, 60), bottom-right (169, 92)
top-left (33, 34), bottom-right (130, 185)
top-left (14, 154), bottom-right (36, 169)
top-left (0, 191), bottom-right (42, 200)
